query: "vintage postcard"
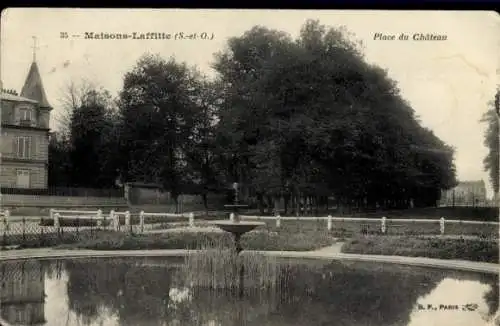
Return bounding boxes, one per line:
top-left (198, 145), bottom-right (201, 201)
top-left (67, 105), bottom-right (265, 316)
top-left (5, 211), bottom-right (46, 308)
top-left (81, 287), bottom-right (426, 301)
top-left (0, 8), bottom-right (499, 326)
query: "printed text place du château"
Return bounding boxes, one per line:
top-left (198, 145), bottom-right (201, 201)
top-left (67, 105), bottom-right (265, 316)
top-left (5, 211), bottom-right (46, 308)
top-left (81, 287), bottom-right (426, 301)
top-left (373, 33), bottom-right (447, 41)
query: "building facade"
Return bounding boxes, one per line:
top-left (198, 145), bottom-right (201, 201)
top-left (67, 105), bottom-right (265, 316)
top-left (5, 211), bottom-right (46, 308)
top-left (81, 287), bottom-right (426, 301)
top-left (440, 180), bottom-right (488, 207)
top-left (0, 60), bottom-right (52, 189)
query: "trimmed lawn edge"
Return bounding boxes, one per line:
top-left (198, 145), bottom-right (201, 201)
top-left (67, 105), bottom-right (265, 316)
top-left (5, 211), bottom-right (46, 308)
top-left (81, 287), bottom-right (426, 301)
top-left (341, 235), bottom-right (499, 264)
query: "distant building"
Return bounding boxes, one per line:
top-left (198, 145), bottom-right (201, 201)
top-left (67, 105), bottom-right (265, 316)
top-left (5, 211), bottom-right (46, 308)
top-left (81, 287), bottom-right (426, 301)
top-left (125, 182), bottom-right (170, 205)
top-left (0, 58), bottom-right (52, 189)
top-left (440, 180), bottom-right (487, 206)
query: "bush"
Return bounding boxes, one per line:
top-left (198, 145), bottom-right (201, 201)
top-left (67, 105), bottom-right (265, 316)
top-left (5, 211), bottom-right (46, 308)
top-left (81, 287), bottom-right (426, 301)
top-left (2, 230), bottom-right (107, 249)
top-left (55, 229), bottom-right (336, 251)
top-left (341, 235), bottom-right (499, 263)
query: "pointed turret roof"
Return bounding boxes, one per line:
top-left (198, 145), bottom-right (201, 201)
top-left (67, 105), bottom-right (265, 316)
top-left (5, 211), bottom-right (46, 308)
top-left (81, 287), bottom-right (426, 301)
top-left (20, 61), bottom-right (51, 108)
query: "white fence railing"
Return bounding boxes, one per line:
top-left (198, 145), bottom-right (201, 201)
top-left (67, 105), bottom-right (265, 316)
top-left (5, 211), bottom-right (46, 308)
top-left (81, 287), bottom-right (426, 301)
top-left (0, 208), bottom-right (197, 233)
top-left (49, 209), bottom-right (195, 233)
top-left (50, 208), bottom-right (104, 229)
top-left (240, 214), bottom-right (499, 235)
top-left (110, 210), bottom-right (195, 233)
top-left (2, 208), bottom-right (497, 236)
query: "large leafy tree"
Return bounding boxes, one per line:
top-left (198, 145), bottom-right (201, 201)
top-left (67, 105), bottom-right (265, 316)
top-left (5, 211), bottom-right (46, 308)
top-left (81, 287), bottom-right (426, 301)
top-left (50, 82), bottom-right (120, 188)
top-left (48, 133), bottom-right (72, 187)
top-left (182, 76), bottom-right (227, 209)
top-left (213, 20), bottom-right (457, 213)
top-left (118, 54), bottom-right (202, 208)
top-left (481, 88), bottom-right (500, 199)
top-left (69, 88), bottom-right (120, 188)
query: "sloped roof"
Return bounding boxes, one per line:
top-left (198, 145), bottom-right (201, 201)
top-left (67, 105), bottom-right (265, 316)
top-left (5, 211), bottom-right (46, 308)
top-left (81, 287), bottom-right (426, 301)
top-left (20, 61), bottom-right (51, 108)
top-left (0, 91), bottom-right (38, 103)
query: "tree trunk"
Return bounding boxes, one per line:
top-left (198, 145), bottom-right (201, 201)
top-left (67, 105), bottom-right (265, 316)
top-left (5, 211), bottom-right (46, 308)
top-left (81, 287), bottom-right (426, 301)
top-left (173, 195), bottom-right (179, 214)
top-left (337, 198), bottom-right (343, 216)
top-left (284, 194), bottom-right (290, 216)
top-left (274, 196), bottom-right (280, 216)
top-left (267, 195), bottom-right (273, 215)
top-left (202, 193), bottom-right (208, 215)
top-left (296, 193), bottom-right (301, 217)
top-left (257, 194), bottom-right (265, 215)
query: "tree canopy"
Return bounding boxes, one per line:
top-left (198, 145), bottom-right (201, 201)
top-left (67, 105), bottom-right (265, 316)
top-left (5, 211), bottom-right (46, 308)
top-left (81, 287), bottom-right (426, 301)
top-left (50, 20), bottom-right (457, 213)
top-left (212, 20), bottom-right (456, 211)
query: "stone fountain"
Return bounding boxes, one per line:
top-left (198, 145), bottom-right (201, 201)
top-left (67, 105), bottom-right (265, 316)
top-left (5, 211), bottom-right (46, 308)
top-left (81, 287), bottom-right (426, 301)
top-left (214, 182), bottom-right (264, 255)
top-left (214, 183), bottom-right (265, 299)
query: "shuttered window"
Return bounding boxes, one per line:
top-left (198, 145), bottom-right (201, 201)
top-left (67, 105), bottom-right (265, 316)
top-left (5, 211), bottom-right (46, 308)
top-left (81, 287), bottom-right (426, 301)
top-left (19, 108), bottom-right (33, 121)
top-left (15, 136), bottom-right (31, 159)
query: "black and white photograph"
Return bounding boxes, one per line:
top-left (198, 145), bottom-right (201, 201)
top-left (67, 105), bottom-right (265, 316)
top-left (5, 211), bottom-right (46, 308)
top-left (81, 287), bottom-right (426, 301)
top-left (0, 8), bottom-right (499, 326)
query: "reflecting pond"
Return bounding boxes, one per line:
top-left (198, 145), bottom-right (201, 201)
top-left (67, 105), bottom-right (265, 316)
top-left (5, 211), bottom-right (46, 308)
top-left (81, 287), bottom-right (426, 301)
top-left (0, 256), bottom-right (497, 326)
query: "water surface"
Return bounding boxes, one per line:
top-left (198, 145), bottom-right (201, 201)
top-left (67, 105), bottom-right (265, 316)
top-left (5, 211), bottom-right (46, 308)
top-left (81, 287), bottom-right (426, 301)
top-left (0, 257), bottom-right (497, 326)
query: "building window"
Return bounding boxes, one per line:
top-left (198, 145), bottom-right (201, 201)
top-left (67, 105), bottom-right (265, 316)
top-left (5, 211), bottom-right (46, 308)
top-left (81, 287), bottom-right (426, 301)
top-left (19, 108), bottom-right (33, 126)
top-left (16, 136), bottom-right (31, 159)
top-left (16, 169), bottom-right (31, 188)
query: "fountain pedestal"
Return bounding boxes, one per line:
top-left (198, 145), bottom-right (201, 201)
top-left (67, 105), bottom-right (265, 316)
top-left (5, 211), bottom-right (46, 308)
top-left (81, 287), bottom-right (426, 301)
top-left (213, 183), bottom-right (265, 298)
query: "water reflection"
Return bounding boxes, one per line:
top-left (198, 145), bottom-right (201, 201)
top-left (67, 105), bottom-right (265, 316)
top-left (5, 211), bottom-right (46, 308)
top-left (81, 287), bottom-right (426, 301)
top-left (0, 257), bottom-right (497, 326)
top-left (408, 278), bottom-right (497, 326)
top-left (0, 260), bottom-right (46, 325)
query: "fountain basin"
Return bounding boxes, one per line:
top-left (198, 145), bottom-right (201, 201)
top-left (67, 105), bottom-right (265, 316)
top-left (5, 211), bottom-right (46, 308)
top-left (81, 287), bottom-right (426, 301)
top-left (214, 221), bottom-right (265, 236)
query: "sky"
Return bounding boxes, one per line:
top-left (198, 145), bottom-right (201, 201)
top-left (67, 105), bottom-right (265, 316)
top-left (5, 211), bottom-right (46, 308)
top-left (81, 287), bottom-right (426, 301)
top-left (1, 9), bottom-right (499, 196)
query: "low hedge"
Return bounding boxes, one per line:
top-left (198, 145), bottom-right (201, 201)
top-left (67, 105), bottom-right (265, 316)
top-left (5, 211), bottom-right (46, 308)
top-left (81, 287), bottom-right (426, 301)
top-left (341, 235), bottom-right (499, 263)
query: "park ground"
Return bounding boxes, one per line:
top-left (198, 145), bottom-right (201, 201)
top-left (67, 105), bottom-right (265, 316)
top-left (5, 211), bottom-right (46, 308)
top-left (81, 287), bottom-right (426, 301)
top-left (1, 212), bottom-right (498, 265)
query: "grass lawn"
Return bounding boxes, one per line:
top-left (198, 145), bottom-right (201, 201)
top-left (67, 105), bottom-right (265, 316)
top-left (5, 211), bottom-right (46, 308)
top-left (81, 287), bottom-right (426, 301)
top-left (155, 219), bottom-right (498, 238)
top-left (341, 235), bottom-right (499, 263)
top-left (1, 227), bottom-right (336, 251)
top-left (2, 218), bottom-right (498, 264)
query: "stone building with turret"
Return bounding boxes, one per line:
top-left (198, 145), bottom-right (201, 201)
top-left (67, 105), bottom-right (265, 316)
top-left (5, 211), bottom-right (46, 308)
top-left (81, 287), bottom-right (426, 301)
top-left (0, 58), bottom-right (52, 189)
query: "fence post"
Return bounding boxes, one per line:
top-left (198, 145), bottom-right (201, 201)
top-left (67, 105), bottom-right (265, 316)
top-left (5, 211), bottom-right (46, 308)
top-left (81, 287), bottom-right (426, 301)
top-left (2, 210), bottom-right (9, 248)
top-left (276, 214), bottom-right (281, 228)
top-left (189, 212), bottom-right (195, 228)
top-left (4, 210), bottom-right (10, 231)
top-left (125, 211), bottom-right (131, 233)
top-left (139, 211), bottom-right (145, 233)
top-left (381, 216), bottom-right (387, 234)
top-left (22, 217), bottom-right (26, 243)
top-left (229, 212), bottom-right (235, 222)
top-left (440, 217), bottom-right (445, 235)
top-left (97, 209), bottom-right (103, 228)
top-left (327, 215), bottom-right (332, 231)
top-left (109, 210), bottom-right (116, 231)
top-left (54, 213), bottom-right (60, 231)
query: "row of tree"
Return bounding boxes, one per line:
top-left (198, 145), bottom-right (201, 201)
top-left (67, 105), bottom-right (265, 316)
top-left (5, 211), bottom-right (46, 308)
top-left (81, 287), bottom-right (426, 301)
top-left (49, 20), bottom-right (458, 213)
